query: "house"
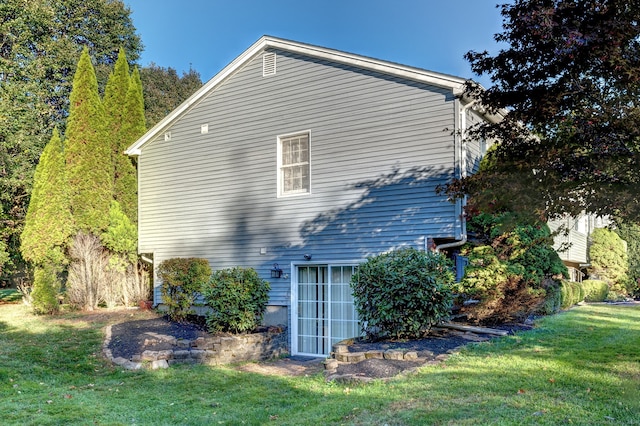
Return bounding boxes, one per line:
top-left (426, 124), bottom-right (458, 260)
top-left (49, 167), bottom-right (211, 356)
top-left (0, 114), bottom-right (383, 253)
top-left (125, 36), bottom-right (494, 356)
top-left (549, 213), bottom-right (610, 282)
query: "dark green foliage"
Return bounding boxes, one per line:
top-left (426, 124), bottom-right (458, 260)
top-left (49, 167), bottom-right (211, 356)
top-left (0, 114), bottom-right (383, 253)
top-left (582, 279), bottom-right (609, 302)
top-left (30, 265), bottom-right (61, 315)
top-left (458, 214), bottom-right (567, 324)
top-left (350, 247), bottom-right (454, 340)
top-left (65, 48), bottom-right (112, 235)
top-left (20, 128), bottom-right (72, 267)
top-left (202, 267), bottom-right (271, 334)
top-left (0, 239), bottom-right (9, 276)
top-left (139, 63), bottom-right (202, 128)
top-left (538, 280), bottom-right (562, 315)
top-left (589, 228), bottom-right (629, 298)
top-left (0, 0), bottom-right (141, 281)
top-left (444, 1), bottom-right (640, 222)
top-left (157, 258), bottom-right (212, 322)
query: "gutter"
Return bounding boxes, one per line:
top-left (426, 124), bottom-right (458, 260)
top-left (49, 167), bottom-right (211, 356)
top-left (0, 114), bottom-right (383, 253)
top-left (435, 98), bottom-right (477, 252)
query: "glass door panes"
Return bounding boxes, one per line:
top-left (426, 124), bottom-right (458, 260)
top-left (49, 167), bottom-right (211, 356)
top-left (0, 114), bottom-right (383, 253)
top-left (329, 266), bottom-right (359, 348)
top-left (296, 265), bottom-right (359, 356)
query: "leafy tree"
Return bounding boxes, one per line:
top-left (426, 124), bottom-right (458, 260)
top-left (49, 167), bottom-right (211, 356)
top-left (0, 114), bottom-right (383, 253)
top-left (0, 0), bottom-right (141, 281)
top-left (139, 63), bottom-right (202, 127)
top-left (589, 227), bottom-right (629, 298)
top-left (65, 48), bottom-right (112, 235)
top-left (20, 128), bottom-right (72, 267)
top-left (446, 0), bottom-right (640, 222)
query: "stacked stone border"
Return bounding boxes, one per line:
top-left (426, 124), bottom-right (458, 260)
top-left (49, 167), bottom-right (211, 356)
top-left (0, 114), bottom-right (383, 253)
top-left (103, 324), bottom-right (288, 370)
top-left (322, 332), bottom-right (491, 382)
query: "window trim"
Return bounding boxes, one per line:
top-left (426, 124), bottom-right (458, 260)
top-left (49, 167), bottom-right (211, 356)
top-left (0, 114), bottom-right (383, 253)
top-left (277, 130), bottom-right (312, 198)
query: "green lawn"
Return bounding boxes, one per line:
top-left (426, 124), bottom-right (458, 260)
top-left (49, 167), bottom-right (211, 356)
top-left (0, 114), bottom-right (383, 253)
top-left (1, 303), bottom-right (638, 425)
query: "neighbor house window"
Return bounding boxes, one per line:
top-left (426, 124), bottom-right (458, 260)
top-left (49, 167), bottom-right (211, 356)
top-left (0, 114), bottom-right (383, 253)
top-left (278, 132), bottom-right (310, 196)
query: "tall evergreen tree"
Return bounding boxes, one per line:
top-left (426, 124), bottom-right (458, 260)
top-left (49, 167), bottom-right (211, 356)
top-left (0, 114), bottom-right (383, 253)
top-left (0, 0), bottom-right (142, 281)
top-left (112, 66), bottom-right (145, 223)
top-left (104, 49), bottom-right (136, 222)
top-left (65, 48), bottom-right (112, 236)
top-left (20, 128), bottom-right (72, 266)
top-left (103, 47), bottom-right (131, 149)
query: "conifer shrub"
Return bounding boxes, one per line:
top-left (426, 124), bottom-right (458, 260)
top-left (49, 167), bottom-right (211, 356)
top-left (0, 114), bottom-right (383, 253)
top-left (457, 213), bottom-right (567, 324)
top-left (350, 247), bottom-right (454, 340)
top-left (582, 279), bottom-right (609, 302)
top-left (30, 266), bottom-right (61, 315)
top-left (202, 267), bottom-right (270, 334)
top-left (158, 258), bottom-right (211, 321)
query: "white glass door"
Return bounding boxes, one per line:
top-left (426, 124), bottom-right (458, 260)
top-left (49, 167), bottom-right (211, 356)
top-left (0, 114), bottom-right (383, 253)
top-left (295, 265), bottom-right (359, 356)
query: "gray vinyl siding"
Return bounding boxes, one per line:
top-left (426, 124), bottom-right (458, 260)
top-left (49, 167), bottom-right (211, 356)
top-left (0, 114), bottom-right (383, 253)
top-left (138, 49), bottom-right (459, 306)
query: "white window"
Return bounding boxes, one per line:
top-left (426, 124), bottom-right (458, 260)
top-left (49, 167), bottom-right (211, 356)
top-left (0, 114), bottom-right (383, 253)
top-left (278, 132), bottom-right (310, 196)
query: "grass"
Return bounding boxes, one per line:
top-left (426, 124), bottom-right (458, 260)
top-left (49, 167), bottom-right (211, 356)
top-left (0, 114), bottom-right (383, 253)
top-left (0, 288), bottom-right (21, 303)
top-left (0, 302), bottom-right (639, 425)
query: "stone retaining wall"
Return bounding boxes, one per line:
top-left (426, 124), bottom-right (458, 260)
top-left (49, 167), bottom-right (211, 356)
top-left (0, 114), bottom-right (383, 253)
top-left (104, 325), bottom-right (288, 370)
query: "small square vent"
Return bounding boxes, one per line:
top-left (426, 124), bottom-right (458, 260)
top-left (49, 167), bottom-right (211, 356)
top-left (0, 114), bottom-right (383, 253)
top-left (201, 124), bottom-right (208, 134)
top-left (164, 131), bottom-right (171, 141)
top-left (263, 52), bottom-right (276, 76)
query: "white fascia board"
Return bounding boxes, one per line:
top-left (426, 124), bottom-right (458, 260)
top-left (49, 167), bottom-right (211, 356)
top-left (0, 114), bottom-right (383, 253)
top-left (265, 37), bottom-right (468, 90)
top-left (125, 35), bottom-right (473, 156)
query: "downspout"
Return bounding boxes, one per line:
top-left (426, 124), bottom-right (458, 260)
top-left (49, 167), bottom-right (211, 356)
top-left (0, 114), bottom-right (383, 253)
top-left (435, 98), bottom-right (477, 252)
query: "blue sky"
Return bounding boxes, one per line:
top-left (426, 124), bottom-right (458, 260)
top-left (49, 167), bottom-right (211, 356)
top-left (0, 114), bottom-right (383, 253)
top-left (125, 0), bottom-right (505, 88)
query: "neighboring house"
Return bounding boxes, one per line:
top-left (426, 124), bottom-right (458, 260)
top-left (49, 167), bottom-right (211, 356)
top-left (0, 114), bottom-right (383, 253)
top-left (125, 36), bottom-right (494, 356)
top-left (549, 213), bottom-right (610, 282)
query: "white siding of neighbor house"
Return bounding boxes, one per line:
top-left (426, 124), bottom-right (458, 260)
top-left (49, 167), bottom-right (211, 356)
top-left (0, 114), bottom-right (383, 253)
top-left (464, 109), bottom-right (489, 176)
top-left (137, 48), bottom-right (460, 306)
top-left (549, 217), bottom-right (589, 264)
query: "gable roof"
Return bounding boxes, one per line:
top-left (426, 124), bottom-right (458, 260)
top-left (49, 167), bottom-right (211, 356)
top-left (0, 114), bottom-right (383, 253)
top-left (125, 35), bottom-right (471, 156)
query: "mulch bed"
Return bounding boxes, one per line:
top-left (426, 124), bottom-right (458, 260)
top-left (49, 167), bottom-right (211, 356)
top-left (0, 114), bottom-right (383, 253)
top-left (106, 313), bottom-right (532, 380)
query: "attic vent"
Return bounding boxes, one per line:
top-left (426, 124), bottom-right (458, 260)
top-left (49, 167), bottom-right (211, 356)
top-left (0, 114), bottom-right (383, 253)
top-left (164, 131), bottom-right (171, 141)
top-left (263, 52), bottom-right (276, 76)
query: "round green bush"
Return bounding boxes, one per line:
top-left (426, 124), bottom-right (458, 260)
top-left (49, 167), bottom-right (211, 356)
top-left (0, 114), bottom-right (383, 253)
top-left (582, 279), bottom-right (609, 302)
top-left (202, 267), bottom-right (270, 334)
top-left (350, 247), bottom-right (454, 340)
top-left (158, 258), bottom-right (211, 321)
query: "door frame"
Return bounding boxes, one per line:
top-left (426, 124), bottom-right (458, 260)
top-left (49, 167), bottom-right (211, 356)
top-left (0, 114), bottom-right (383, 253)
top-left (290, 261), bottom-right (361, 356)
